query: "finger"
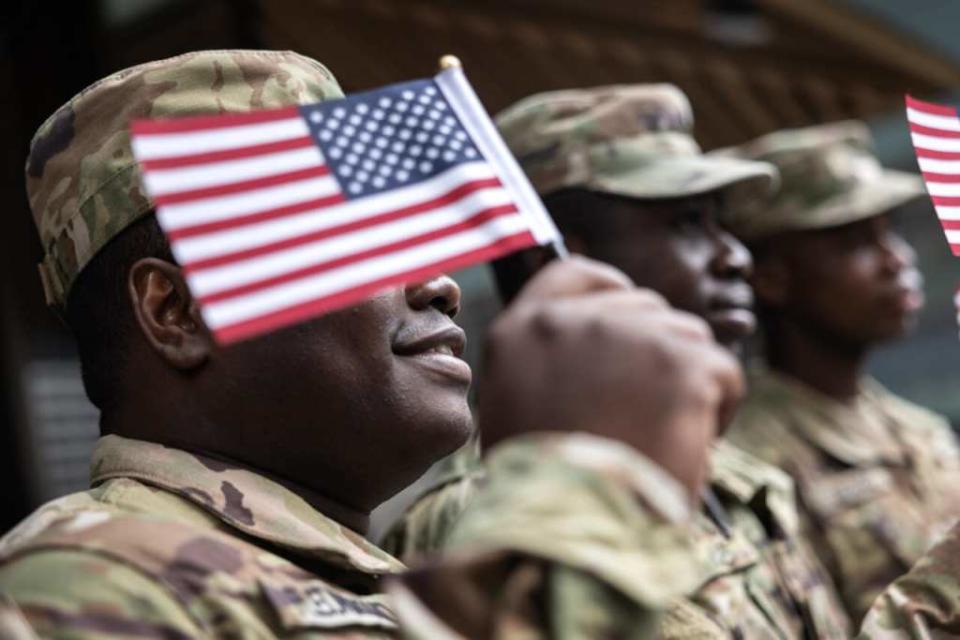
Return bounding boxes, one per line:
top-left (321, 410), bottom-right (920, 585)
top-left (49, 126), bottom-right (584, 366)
top-left (513, 256), bottom-right (634, 304)
top-left (548, 287), bottom-right (671, 317)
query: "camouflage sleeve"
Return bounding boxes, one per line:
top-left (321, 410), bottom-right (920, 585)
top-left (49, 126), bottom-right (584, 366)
top-left (389, 432), bottom-right (704, 639)
top-left (0, 549), bottom-right (203, 639)
top-left (858, 519), bottom-right (960, 639)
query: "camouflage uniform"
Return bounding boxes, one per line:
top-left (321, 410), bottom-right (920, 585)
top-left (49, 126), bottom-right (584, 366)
top-left (720, 122), bottom-right (960, 624)
top-left (387, 85), bottom-right (853, 638)
top-left (2, 50), bottom-right (707, 637)
top-left (858, 519), bottom-right (960, 639)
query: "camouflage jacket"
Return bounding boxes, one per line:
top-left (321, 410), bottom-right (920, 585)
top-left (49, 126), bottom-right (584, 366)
top-left (0, 433), bottom-right (704, 638)
top-left (384, 439), bottom-right (851, 638)
top-left (728, 367), bottom-right (960, 625)
top-left (857, 517), bottom-right (960, 639)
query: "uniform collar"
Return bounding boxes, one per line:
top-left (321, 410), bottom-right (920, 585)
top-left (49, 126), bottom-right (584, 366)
top-left (90, 435), bottom-right (405, 576)
top-left (747, 366), bottom-right (905, 467)
top-left (709, 439), bottom-right (799, 537)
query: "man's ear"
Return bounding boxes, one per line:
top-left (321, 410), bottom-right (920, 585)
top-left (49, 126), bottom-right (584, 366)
top-left (128, 258), bottom-right (211, 370)
top-left (750, 254), bottom-right (790, 309)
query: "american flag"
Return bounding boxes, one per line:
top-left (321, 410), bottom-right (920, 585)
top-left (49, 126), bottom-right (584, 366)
top-left (906, 95), bottom-right (960, 256)
top-left (131, 67), bottom-right (558, 343)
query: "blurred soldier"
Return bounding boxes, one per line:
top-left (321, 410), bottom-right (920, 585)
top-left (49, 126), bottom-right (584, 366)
top-left (386, 84), bottom-right (852, 638)
top-left (719, 122), bottom-right (960, 623)
top-left (0, 50), bottom-right (744, 638)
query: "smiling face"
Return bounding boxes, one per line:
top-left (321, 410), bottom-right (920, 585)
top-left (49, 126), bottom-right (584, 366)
top-left (548, 189), bottom-right (756, 352)
top-left (193, 275), bottom-right (474, 511)
top-left (755, 214), bottom-right (924, 349)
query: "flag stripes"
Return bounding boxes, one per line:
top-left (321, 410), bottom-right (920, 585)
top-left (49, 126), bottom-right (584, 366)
top-left (906, 95), bottom-right (960, 255)
top-left (131, 69), bottom-right (556, 343)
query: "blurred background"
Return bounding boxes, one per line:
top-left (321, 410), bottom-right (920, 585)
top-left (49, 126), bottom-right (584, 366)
top-left (2, 0), bottom-right (959, 539)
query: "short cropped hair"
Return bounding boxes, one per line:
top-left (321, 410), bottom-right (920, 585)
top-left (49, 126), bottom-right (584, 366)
top-left (65, 214), bottom-right (174, 410)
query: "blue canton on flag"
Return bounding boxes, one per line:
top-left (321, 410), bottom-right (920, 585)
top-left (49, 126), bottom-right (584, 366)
top-left (303, 80), bottom-right (481, 199)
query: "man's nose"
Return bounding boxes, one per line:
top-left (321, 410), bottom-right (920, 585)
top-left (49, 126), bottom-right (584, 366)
top-left (880, 232), bottom-right (916, 275)
top-left (711, 230), bottom-right (754, 279)
top-left (405, 274), bottom-right (462, 318)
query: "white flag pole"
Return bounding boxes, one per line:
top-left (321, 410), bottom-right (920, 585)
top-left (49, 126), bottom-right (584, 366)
top-left (435, 55), bottom-right (569, 260)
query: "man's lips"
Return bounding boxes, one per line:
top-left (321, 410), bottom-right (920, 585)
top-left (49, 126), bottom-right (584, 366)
top-left (394, 325), bottom-right (472, 385)
top-left (393, 325), bottom-right (467, 358)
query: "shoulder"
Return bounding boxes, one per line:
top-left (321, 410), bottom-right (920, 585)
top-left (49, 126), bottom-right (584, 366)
top-left (868, 381), bottom-right (954, 435)
top-left (0, 546), bottom-right (202, 639)
top-left (1, 509), bottom-right (399, 637)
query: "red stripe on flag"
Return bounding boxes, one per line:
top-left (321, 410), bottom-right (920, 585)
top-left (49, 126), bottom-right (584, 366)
top-left (131, 106), bottom-right (300, 134)
top-left (939, 219), bottom-right (960, 230)
top-left (932, 196), bottom-right (960, 206)
top-left (911, 123), bottom-right (960, 138)
top-left (167, 193), bottom-right (348, 240)
top-left (952, 243), bottom-right (960, 256)
top-left (906, 95), bottom-right (958, 117)
top-left (199, 204), bottom-right (520, 304)
top-left (213, 231), bottom-right (536, 344)
top-left (151, 165), bottom-right (331, 205)
top-left (915, 148), bottom-right (960, 160)
top-left (140, 137), bottom-right (315, 170)
top-left (923, 172), bottom-right (960, 183)
top-left (185, 177), bottom-right (504, 271)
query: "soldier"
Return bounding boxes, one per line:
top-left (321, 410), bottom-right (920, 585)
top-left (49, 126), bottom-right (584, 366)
top-left (386, 84), bottom-right (852, 638)
top-left (718, 121), bottom-right (960, 624)
top-left (0, 50), bottom-right (744, 637)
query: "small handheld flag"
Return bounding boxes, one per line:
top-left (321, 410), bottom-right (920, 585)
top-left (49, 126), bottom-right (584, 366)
top-left (905, 95), bottom-right (960, 256)
top-left (130, 65), bottom-right (560, 344)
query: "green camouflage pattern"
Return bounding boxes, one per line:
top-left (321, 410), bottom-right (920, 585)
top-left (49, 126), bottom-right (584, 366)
top-left (494, 84), bottom-right (778, 210)
top-left (26, 49), bottom-right (344, 309)
top-left (729, 366), bottom-right (960, 624)
top-left (386, 438), bottom-right (850, 638)
top-left (714, 121), bottom-right (926, 240)
top-left (380, 438), bottom-right (483, 561)
top-left (0, 433), bottom-right (701, 638)
top-left (858, 519), bottom-right (960, 639)
top-left (391, 432), bottom-right (703, 639)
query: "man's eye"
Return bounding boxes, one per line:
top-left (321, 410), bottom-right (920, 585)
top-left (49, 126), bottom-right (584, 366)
top-left (671, 210), bottom-right (707, 231)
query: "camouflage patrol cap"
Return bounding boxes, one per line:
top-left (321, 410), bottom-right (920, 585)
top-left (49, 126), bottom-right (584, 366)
top-left (495, 84), bottom-right (777, 207)
top-left (26, 49), bottom-right (344, 310)
top-left (714, 120), bottom-right (926, 240)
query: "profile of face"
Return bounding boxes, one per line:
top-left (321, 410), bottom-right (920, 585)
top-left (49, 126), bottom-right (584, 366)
top-left (133, 265), bottom-right (473, 512)
top-left (753, 214), bottom-right (924, 348)
top-left (559, 191), bottom-right (756, 352)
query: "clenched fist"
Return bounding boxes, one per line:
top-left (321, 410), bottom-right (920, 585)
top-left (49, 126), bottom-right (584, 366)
top-left (479, 257), bottom-right (744, 501)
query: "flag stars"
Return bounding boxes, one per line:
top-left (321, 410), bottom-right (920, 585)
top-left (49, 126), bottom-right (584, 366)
top-left (307, 80), bottom-right (482, 199)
